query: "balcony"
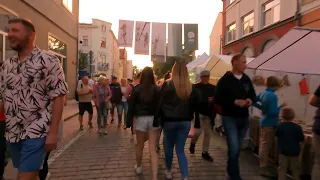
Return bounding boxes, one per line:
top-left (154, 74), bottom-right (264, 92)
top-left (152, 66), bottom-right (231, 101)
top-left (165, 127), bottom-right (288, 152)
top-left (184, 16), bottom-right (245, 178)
top-left (98, 62), bottom-right (109, 71)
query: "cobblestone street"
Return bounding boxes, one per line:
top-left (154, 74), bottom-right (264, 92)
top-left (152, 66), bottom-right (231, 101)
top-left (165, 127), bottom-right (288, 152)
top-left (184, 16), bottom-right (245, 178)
top-left (47, 122), bottom-right (268, 180)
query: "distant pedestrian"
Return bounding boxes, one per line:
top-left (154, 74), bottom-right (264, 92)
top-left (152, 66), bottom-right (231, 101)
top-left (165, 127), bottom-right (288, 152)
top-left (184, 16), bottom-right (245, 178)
top-left (130, 67), bottom-right (160, 179)
top-left (0, 18), bottom-right (68, 180)
top-left (160, 61), bottom-right (200, 180)
top-left (93, 76), bottom-right (112, 135)
top-left (109, 76), bottom-right (123, 126)
top-left (215, 53), bottom-right (256, 180)
top-left (119, 78), bottom-right (129, 129)
top-left (77, 76), bottom-right (94, 130)
top-left (276, 107), bottom-right (304, 180)
top-left (190, 70), bottom-right (216, 162)
top-left (253, 76), bottom-right (286, 177)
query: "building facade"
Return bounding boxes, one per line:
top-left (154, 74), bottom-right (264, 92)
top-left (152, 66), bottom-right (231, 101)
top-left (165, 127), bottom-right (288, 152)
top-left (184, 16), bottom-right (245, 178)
top-left (0, 0), bottom-right (79, 99)
top-left (126, 60), bottom-right (133, 80)
top-left (222, 0), bottom-right (298, 57)
top-left (119, 48), bottom-right (127, 78)
top-left (210, 12), bottom-right (223, 55)
top-left (79, 19), bottom-right (119, 79)
top-left (300, 0), bottom-right (320, 27)
top-left (110, 30), bottom-right (120, 78)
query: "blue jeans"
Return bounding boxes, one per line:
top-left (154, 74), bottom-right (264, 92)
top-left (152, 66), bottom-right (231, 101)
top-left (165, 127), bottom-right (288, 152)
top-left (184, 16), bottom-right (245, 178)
top-left (163, 121), bottom-right (191, 178)
top-left (117, 101), bottom-right (128, 126)
top-left (222, 116), bottom-right (249, 180)
top-left (97, 102), bottom-right (107, 129)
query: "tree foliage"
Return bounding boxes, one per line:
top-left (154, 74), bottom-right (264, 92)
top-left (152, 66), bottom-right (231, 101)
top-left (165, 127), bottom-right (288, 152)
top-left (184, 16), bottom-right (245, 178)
top-left (132, 66), bottom-right (138, 78)
top-left (79, 50), bottom-right (89, 70)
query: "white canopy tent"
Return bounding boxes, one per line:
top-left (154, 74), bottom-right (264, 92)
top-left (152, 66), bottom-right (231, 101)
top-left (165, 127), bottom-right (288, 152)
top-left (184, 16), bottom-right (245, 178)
top-left (187, 53), bottom-right (210, 82)
top-left (246, 27), bottom-right (320, 126)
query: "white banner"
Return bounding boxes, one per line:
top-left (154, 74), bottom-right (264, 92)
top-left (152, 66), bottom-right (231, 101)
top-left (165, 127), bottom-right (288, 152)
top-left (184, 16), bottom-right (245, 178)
top-left (151, 23), bottom-right (166, 62)
top-left (118, 20), bottom-right (134, 47)
top-left (134, 21), bottom-right (150, 55)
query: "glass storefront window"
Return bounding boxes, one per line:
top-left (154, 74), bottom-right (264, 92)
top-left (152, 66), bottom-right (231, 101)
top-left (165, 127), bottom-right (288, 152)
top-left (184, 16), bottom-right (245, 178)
top-left (48, 35), bottom-right (67, 78)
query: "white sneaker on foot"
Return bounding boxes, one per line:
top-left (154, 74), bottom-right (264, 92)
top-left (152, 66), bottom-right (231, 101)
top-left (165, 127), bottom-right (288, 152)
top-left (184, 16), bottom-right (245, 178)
top-left (103, 129), bottom-right (108, 135)
top-left (135, 165), bottom-right (142, 174)
top-left (164, 169), bottom-right (172, 179)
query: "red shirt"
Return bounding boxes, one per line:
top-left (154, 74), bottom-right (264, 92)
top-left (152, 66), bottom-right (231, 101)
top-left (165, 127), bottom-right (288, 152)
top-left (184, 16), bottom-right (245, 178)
top-left (0, 111), bottom-right (5, 122)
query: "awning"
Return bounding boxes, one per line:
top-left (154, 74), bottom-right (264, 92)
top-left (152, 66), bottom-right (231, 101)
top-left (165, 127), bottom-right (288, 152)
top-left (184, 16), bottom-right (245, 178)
top-left (186, 52), bottom-right (209, 69)
top-left (247, 27), bottom-right (320, 75)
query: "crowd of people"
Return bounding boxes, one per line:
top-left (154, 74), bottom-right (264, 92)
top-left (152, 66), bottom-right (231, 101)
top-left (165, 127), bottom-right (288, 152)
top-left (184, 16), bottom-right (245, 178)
top-left (1, 18), bottom-right (320, 180)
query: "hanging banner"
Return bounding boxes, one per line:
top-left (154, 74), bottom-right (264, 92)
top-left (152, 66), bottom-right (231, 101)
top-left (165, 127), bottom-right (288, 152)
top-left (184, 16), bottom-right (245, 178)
top-left (134, 21), bottom-right (150, 55)
top-left (118, 20), bottom-right (134, 47)
top-left (184, 24), bottom-right (198, 51)
top-left (151, 23), bottom-right (166, 62)
top-left (167, 23), bottom-right (182, 57)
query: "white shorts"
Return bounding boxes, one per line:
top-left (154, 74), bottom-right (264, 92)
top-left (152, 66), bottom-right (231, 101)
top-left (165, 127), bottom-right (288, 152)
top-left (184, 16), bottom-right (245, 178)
top-left (135, 116), bottom-right (160, 132)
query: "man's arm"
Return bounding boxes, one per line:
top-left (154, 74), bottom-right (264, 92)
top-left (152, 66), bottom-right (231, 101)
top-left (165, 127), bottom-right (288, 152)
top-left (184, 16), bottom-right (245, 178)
top-left (309, 86), bottom-right (320, 107)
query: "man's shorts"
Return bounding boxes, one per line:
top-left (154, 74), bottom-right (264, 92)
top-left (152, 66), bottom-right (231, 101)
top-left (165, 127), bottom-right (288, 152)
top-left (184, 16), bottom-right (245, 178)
top-left (79, 102), bottom-right (93, 116)
top-left (135, 116), bottom-right (160, 132)
top-left (6, 137), bottom-right (46, 172)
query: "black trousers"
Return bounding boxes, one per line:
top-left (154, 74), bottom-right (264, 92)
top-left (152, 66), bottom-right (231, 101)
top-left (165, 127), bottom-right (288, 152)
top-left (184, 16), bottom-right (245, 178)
top-left (0, 122), bottom-right (6, 179)
top-left (39, 152), bottom-right (50, 180)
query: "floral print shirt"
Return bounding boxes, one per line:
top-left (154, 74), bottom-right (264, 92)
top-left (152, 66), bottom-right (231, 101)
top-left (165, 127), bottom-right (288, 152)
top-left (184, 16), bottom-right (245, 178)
top-left (0, 47), bottom-right (68, 143)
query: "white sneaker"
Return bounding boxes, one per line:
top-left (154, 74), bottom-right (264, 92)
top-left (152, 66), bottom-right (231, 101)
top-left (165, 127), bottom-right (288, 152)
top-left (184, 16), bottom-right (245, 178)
top-left (135, 165), bottom-right (142, 174)
top-left (164, 169), bottom-right (172, 179)
top-left (103, 129), bottom-right (108, 135)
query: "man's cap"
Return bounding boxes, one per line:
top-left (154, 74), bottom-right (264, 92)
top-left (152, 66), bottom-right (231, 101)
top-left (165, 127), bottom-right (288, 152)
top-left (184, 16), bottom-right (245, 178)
top-left (111, 76), bottom-right (117, 80)
top-left (200, 70), bottom-right (210, 77)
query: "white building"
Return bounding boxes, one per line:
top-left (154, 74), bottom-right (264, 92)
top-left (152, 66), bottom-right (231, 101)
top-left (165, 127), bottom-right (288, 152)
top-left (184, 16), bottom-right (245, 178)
top-left (79, 18), bottom-right (119, 78)
top-left (126, 60), bottom-right (133, 79)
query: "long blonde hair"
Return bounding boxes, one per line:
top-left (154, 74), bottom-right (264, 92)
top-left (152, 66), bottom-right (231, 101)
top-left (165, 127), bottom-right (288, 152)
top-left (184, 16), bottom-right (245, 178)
top-left (171, 61), bottom-right (192, 100)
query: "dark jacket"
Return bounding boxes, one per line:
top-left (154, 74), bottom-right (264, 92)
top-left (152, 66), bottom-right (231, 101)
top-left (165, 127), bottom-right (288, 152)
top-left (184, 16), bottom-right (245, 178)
top-left (159, 80), bottom-right (200, 123)
top-left (110, 82), bottom-right (123, 104)
top-left (131, 84), bottom-right (161, 126)
top-left (215, 71), bottom-right (256, 118)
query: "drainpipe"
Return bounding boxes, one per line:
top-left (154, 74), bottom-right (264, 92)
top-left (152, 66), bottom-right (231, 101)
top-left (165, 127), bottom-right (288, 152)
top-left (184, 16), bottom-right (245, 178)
top-left (295, 0), bottom-right (302, 26)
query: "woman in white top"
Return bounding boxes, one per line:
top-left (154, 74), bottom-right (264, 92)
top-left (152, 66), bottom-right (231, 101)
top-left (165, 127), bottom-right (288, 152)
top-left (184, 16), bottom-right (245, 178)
top-left (119, 78), bottom-right (129, 129)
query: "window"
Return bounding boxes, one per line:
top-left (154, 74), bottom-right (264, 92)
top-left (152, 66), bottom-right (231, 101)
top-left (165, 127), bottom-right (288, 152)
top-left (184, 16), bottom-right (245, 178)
top-left (62, 0), bottom-right (73, 12)
top-left (48, 35), bottom-right (67, 78)
top-left (99, 54), bottom-right (106, 64)
top-left (0, 7), bottom-right (17, 62)
top-left (100, 38), bottom-right (106, 48)
top-left (302, 0), bottom-right (315, 5)
top-left (226, 23), bottom-right (236, 43)
top-left (263, 0), bottom-right (280, 27)
top-left (101, 25), bottom-right (106, 32)
top-left (82, 36), bottom-right (88, 46)
top-left (242, 12), bottom-right (254, 36)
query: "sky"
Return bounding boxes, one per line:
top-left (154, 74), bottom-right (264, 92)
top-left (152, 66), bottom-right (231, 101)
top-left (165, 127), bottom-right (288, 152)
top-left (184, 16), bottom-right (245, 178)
top-left (79, 0), bottom-right (223, 69)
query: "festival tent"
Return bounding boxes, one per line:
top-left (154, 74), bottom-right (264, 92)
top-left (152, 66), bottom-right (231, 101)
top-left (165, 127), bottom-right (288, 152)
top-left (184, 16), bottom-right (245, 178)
top-left (246, 27), bottom-right (320, 126)
top-left (201, 55), bottom-right (254, 85)
top-left (187, 53), bottom-right (210, 82)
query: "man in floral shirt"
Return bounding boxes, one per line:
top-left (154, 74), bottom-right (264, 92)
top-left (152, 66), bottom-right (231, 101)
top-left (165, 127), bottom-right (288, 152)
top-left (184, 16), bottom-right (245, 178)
top-left (0, 19), bottom-right (68, 180)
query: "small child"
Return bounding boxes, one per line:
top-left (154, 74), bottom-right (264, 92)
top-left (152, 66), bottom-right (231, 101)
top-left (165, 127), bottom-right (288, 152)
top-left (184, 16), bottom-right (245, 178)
top-left (276, 107), bottom-right (304, 180)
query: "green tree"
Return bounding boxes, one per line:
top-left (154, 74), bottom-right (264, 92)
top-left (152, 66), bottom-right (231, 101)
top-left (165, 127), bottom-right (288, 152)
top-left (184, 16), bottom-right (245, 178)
top-left (78, 50), bottom-right (89, 70)
top-left (132, 66), bottom-right (138, 78)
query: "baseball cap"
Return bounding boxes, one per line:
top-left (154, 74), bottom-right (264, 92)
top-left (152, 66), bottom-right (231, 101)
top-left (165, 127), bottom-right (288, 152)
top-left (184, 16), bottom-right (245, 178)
top-left (200, 70), bottom-right (210, 77)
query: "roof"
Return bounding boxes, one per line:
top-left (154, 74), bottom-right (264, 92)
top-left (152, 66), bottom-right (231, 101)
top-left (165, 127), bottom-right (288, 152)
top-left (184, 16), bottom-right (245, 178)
top-left (247, 27), bottom-right (320, 75)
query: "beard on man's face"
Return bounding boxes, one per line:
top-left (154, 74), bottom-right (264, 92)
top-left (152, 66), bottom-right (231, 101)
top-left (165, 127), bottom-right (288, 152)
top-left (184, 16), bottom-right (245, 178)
top-left (9, 35), bottom-right (28, 52)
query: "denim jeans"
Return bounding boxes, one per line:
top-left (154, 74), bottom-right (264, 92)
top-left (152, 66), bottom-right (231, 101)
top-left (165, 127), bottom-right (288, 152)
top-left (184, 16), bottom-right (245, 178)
top-left (222, 116), bottom-right (249, 180)
top-left (97, 102), bottom-right (107, 129)
top-left (163, 121), bottom-right (191, 178)
top-left (117, 101), bottom-right (128, 125)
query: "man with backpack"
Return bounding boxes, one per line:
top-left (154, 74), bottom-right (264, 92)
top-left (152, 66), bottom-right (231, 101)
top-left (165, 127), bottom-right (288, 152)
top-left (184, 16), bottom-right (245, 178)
top-left (77, 76), bottom-right (94, 130)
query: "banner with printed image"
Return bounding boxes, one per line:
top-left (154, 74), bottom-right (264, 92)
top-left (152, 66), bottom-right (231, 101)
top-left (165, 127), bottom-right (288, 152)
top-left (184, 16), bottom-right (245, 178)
top-left (167, 23), bottom-right (182, 57)
top-left (134, 21), bottom-right (150, 55)
top-left (184, 24), bottom-right (198, 51)
top-left (118, 20), bottom-right (134, 47)
top-left (151, 22), bottom-right (166, 62)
